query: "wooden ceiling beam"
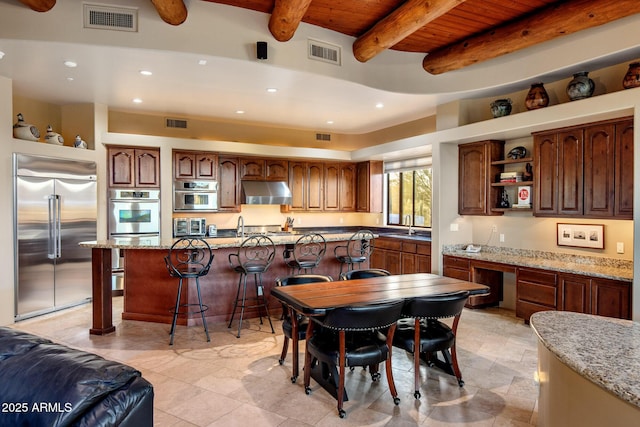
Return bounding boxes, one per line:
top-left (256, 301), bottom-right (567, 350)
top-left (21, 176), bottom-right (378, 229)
top-left (151, 0), bottom-right (188, 26)
top-left (353, 0), bottom-right (467, 63)
top-left (19, 0), bottom-right (55, 12)
top-left (268, 0), bottom-right (313, 42)
top-left (423, 0), bottom-right (640, 75)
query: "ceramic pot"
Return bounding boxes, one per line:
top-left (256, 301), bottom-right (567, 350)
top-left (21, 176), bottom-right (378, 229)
top-left (74, 135), bottom-right (88, 149)
top-left (622, 62), bottom-right (640, 89)
top-left (45, 125), bottom-right (64, 145)
top-left (13, 113), bottom-right (40, 141)
top-left (566, 71), bottom-right (595, 101)
top-left (490, 98), bottom-right (512, 118)
top-left (525, 83), bottom-right (549, 110)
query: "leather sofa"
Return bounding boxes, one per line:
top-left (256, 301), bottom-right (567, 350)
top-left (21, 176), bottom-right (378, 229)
top-left (0, 327), bottom-right (153, 426)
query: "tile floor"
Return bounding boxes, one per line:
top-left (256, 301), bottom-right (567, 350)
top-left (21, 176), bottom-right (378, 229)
top-left (11, 298), bottom-right (539, 426)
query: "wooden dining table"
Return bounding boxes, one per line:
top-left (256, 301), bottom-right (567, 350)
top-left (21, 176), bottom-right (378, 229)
top-left (270, 273), bottom-right (490, 383)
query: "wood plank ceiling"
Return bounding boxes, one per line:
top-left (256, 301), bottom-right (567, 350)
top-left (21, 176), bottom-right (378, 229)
top-left (19, 0), bottom-right (640, 74)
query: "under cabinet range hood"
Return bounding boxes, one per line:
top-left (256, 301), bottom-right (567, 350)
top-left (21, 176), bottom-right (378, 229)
top-left (241, 181), bottom-right (292, 205)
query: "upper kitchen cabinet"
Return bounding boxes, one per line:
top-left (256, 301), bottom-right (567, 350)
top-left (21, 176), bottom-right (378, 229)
top-left (218, 156), bottom-right (241, 212)
top-left (108, 146), bottom-right (160, 188)
top-left (458, 140), bottom-right (504, 215)
top-left (356, 161), bottom-right (383, 213)
top-left (240, 158), bottom-right (288, 181)
top-left (288, 161), bottom-right (323, 211)
top-left (533, 117), bottom-right (633, 219)
top-left (324, 163), bottom-right (356, 211)
top-left (173, 150), bottom-right (217, 180)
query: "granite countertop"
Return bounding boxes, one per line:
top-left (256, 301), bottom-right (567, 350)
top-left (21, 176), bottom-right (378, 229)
top-left (530, 311), bottom-right (640, 409)
top-left (442, 245), bottom-right (632, 282)
top-left (79, 232), bottom-right (358, 250)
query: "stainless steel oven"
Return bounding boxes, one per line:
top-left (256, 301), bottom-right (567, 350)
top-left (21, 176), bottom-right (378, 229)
top-left (174, 181), bottom-right (218, 212)
top-left (109, 189), bottom-right (161, 236)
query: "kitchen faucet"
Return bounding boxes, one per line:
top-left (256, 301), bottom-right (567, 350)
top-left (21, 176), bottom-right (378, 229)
top-left (404, 214), bottom-right (414, 235)
top-left (236, 215), bottom-right (245, 239)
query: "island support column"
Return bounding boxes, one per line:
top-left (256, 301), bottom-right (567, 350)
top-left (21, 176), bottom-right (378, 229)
top-left (90, 248), bottom-right (116, 335)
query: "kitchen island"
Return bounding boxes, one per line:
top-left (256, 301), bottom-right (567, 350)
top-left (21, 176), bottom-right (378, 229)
top-left (530, 311), bottom-right (640, 427)
top-left (80, 233), bottom-right (358, 335)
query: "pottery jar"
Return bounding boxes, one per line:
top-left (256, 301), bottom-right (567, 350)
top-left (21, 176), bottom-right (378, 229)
top-left (45, 125), bottom-right (64, 145)
top-left (525, 83), bottom-right (549, 110)
top-left (622, 62), bottom-right (640, 89)
top-left (490, 98), bottom-right (512, 118)
top-left (13, 113), bottom-right (40, 141)
top-left (566, 71), bottom-right (595, 101)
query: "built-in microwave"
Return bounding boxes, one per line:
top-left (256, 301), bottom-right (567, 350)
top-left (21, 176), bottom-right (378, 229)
top-left (174, 181), bottom-right (218, 211)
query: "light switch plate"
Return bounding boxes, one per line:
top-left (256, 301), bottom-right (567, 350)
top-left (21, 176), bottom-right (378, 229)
top-left (616, 242), bottom-right (624, 254)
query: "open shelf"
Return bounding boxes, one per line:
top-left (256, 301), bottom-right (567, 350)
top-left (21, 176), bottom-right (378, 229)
top-left (491, 157), bottom-right (533, 166)
top-left (492, 180), bottom-right (533, 187)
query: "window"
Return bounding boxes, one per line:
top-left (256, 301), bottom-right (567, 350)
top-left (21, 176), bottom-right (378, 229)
top-left (386, 169), bottom-right (432, 227)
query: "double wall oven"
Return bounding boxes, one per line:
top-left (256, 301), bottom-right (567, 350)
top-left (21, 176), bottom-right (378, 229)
top-left (108, 189), bottom-right (161, 291)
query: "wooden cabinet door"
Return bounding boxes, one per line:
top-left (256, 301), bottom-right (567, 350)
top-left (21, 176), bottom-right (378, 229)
top-left (584, 123), bottom-right (615, 217)
top-left (416, 255), bottom-right (431, 273)
top-left (307, 162), bottom-right (324, 211)
top-left (240, 158), bottom-right (265, 180)
top-left (458, 140), bottom-right (503, 215)
top-left (218, 157), bottom-right (240, 211)
top-left (265, 159), bottom-right (288, 181)
top-left (196, 153), bottom-right (217, 180)
top-left (340, 163), bottom-right (356, 211)
top-left (533, 132), bottom-right (558, 215)
top-left (591, 278), bottom-right (631, 319)
top-left (288, 162), bottom-right (307, 211)
top-left (324, 163), bottom-right (340, 211)
top-left (135, 149), bottom-right (160, 187)
top-left (558, 273), bottom-right (591, 314)
top-left (401, 253), bottom-right (416, 274)
top-left (356, 161), bottom-right (382, 212)
top-left (614, 119), bottom-right (634, 218)
top-left (174, 151), bottom-right (196, 180)
top-left (108, 147), bottom-right (135, 187)
top-left (557, 129), bottom-right (583, 215)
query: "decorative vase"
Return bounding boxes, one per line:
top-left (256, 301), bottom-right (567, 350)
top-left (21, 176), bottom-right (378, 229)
top-left (13, 113), bottom-right (40, 141)
top-left (74, 135), bottom-right (88, 149)
top-left (490, 98), bottom-right (512, 118)
top-left (622, 62), bottom-right (640, 89)
top-left (566, 71), bottom-right (595, 101)
top-left (525, 83), bottom-right (549, 110)
top-left (45, 125), bottom-right (64, 145)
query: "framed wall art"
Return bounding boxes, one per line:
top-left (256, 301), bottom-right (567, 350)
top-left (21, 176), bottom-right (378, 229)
top-left (557, 223), bottom-right (604, 249)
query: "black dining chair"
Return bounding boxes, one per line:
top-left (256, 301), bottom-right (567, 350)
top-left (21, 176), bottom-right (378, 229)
top-left (276, 274), bottom-right (333, 383)
top-left (283, 232), bottom-right (327, 274)
top-left (164, 237), bottom-right (214, 345)
top-left (339, 268), bottom-right (390, 280)
top-left (228, 235), bottom-right (276, 338)
top-left (303, 300), bottom-right (404, 418)
top-left (333, 229), bottom-right (375, 275)
top-left (393, 291), bottom-right (470, 399)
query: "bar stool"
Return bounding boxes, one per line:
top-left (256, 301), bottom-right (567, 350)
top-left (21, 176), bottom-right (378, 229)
top-left (333, 229), bottom-right (375, 275)
top-left (228, 235), bottom-right (276, 338)
top-left (164, 237), bottom-right (214, 346)
top-left (340, 268), bottom-right (390, 280)
top-left (283, 232), bottom-right (326, 274)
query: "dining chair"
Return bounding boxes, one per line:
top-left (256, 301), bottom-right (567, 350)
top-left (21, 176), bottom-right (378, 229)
top-left (303, 300), bottom-right (404, 418)
top-left (339, 268), bottom-right (390, 280)
top-left (393, 290), bottom-right (470, 399)
top-left (333, 229), bottom-right (375, 275)
top-left (276, 274), bottom-right (333, 383)
top-left (164, 236), bottom-right (214, 345)
top-left (228, 235), bottom-right (276, 338)
top-left (283, 232), bottom-right (327, 274)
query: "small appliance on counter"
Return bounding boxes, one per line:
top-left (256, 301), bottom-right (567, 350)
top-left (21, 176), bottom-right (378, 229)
top-left (208, 224), bottom-right (217, 237)
top-left (174, 217), bottom-right (207, 237)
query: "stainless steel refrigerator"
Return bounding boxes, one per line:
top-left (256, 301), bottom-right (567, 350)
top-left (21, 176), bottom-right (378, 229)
top-left (13, 154), bottom-right (97, 320)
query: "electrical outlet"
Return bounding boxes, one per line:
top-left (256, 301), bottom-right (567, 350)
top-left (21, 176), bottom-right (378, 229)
top-left (491, 225), bottom-right (497, 232)
top-left (450, 223), bottom-right (459, 231)
top-left (500, 233), bottom-right (505, 242)
top-left (617, 242), bottom-right (624, 254)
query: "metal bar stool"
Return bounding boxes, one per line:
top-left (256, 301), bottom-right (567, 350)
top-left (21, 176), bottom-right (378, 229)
top-left (228, 235), bottom-right (276, 338)
top-left (164, 237), bottom-right (214, 346)
top-left (283, 232), bottom-right (326, 275)
top-left (333, 229), bottom-right (375, 275)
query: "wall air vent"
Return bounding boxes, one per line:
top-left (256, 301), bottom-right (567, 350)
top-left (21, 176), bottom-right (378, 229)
top-left (316, 133), bottom-right (331, 142)
top-left (308, 39), bottom-right (341, 65)
top-left (83, 4), bottom-right (138, 32)
top-left (166, 118), bottom-right (188, 129)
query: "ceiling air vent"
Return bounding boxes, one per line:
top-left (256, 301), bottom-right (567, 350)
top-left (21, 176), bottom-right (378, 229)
top-left (83, 4), bottom-right (138, 32)
top-left (308, 39), bottom-right (341, 66)
top-left (166, 118), bottom-right (188, 129)
top-left (316, 133), bottom-right (331, 142)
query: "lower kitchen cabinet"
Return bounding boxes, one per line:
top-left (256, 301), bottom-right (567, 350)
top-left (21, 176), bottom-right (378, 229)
top-left (516, 267), bottom-right (558, 322)
top-left (443, 255), bottom-right (503, 308)
top-left (372, 237), bottom-right (431, 275)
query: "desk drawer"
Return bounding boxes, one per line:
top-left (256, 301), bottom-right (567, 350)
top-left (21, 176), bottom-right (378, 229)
top-left (443, 256), bottom-right (470, 270)
top-left (376, 238), bottom-right (402, 251)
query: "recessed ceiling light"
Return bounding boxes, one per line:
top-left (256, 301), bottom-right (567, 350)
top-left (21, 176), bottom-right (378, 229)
top-left (0, 51), bottom-right (5, 59)
top-left (375, 102), bottom-right (384, 109)
top-left (64, 60), bottom-right (77, 68)
top-left (132, 98), bottom-right (143, 104)
top-left (198, 59), bottom-right (207, 65)
top-left (266, 88), bottom-right (278, 93)
top-left (66, 77), bottom-right (74, 81)
top-left (235, 110), bottom-right (245, 114)
top-left (326, 120), bottom-right (334, 124)
top-left (139, 70), bottom-right (152, 76)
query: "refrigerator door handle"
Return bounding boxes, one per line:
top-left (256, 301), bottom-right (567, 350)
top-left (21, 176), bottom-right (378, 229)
top-left (55, 194), bottom-right (61, 258)
top-left (47, 195), bottom-right (56, 259)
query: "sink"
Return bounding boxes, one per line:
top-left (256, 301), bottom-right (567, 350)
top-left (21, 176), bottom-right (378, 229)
top-left (382, 233), bottom-right (431, 241)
